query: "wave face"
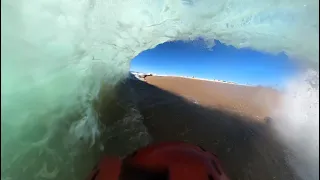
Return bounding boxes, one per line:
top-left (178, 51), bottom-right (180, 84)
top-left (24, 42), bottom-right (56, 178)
top-left (1, 0), bottom-right (319, 179)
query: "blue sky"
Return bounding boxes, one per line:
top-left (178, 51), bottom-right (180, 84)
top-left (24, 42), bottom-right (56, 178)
top-left (130, 39), bottom-right (300, 88)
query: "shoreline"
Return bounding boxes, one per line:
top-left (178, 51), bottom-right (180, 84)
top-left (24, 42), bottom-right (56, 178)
top-left (130, 71), bottom-right (277, 89)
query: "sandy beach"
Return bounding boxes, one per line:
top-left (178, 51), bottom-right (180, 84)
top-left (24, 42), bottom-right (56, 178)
top-left (122, 75), bottom-right (299, 180)
top-left (145, 76), bottom-right (280, 121)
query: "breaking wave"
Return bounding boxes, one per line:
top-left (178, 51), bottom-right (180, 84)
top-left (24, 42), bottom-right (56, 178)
top-left (272, 70), bottom-right (319, 180)
top-left (1, 0), bottom-right (318, 179)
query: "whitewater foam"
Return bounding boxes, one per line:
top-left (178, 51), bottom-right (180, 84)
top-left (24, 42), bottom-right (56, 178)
top-left (1, 0), bottom-right (319, 179)
top-left (272, 70), bottom-right (319, 180)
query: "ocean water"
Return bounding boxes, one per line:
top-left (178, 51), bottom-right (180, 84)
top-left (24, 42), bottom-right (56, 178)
top-left (1, 0), bottom-right (319, 179)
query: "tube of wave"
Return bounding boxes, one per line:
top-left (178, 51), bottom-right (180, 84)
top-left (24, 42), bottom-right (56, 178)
top-left (1, 0), bottom-right (318, 179)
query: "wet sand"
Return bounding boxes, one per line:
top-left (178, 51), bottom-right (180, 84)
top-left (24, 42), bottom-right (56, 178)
top-left (125, 75), bottom-right (298, 180)
top-left (145, 76), bottom-right (281, 121)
